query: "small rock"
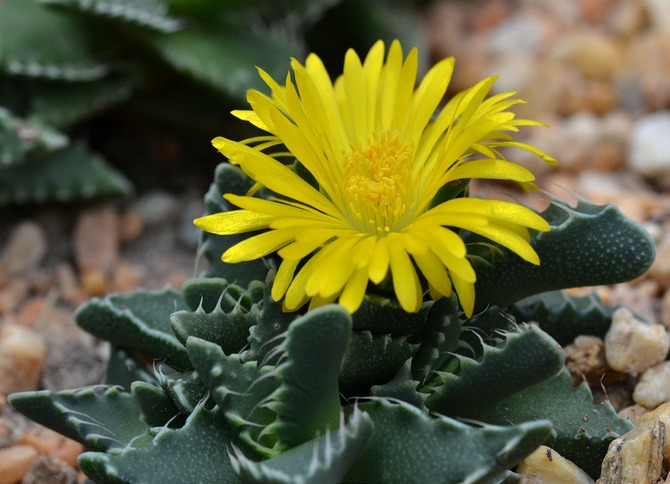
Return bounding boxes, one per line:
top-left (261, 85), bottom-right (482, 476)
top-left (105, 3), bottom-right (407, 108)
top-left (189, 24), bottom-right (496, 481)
top-left (80, 267), bottom-right (108, 297)
top-left (634, 361), bottom-right (670, 408)
top-left (132, 190), bottom-right (181, 226)
top-left (73, 205), bottom-right (120, 276)
top-left (0, 445), bottom-right (38, 484)
top-left (604, 307), bottom-right (669, 374)
top-left (54, 263), bottom-right (85, 306)
top-left (111, 261), bottom-right (142, 293)
top-left (37, 306), bottom-right (106, 390)
top-left (565, 335), bottom-right (625, 387)
top-left (556, 31), bottom-right (622, 80)
top-left (0, 324), bottom-right (47, 396)
top-left (645, 0), bottom-right (670, 31)
top-left (0, 278), bottom-right (29, 315)
top-left (599, 401), bottom-right (670, 483)
top-left (18, 427), bottom-right (83, 468)
top-left (119, 210), bottom-right (143, 244)
top-left (17, 297), bottom-right (46, 328)
top-left (628, 111), bottom-right (670, 180)
top-left (618, 404), bottom-right (650, 427)
top-left (21, 456), bottom-right (78, 484)
top-left (1, 221), bottom-right (47, 276)
top-left (649, 232), bottom-right (670, 290)
top-left (517, 445), bottom-right (594, 483)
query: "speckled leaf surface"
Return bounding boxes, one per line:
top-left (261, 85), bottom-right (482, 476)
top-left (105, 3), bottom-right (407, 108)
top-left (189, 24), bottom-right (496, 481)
top-left (473, 199), bottom-right (655, 310)
top-left (75, 288), bottom-right (190, 369)
top-left (78, 406), bottom-right (241, 483)
top-left (8, 386), bottom-right (149, 452)
top-left (345, 400), bottom-right (552, 484)
top-left (479, 369), bottom-right (634, 478)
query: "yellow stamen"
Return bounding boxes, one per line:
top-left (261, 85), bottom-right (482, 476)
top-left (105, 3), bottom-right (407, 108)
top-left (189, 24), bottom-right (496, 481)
top-left (343, 131), bottom-right (414, 233)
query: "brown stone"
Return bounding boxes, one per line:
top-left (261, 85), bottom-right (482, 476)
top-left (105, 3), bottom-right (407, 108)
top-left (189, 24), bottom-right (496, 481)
top-left (0, 445), bottom-right (38, 484)
top-left (18, 427), bottom-right (83, 468)
top-left (22, 456), bottom-right (79, 484)
top-left (565, 336), bottom-right (625, 387)
top-left (0, 324), bottom-right (47, 396)
top-left (73, 205), bottom-right (120, 275)
top-left (604, 308), bottom-right (669, 374)
top-left (1, 222), bottom-right (47, 276)
top-left (518, 445), bottom-right (594, 483)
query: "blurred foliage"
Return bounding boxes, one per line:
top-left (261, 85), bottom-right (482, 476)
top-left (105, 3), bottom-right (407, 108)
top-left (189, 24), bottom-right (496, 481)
top-left (0, 0), bottom-right (426, 206)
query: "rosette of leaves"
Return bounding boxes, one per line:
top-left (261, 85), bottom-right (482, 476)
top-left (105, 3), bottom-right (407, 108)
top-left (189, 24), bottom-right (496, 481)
top-left (9, 165), bottom-right (654, 482)
top-left (0, 0), bottom-right (423, 205)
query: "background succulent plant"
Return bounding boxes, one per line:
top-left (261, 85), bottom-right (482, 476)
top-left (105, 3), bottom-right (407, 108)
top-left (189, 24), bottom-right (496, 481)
top-left (0, 0), bottom-right (423, 205)
top-left (9, 161), bottom-right (655, 482)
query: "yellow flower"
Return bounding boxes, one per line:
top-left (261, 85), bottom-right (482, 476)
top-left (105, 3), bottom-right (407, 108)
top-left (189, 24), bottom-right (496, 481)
top-left (194, 40), bottom-right (556, 317)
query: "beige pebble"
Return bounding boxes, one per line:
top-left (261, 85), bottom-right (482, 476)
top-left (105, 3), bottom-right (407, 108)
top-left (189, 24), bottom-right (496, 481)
top-left (0, 445), bottom-right (38, 484)
top-left (618, 404), bottom-right (650, 427)
top-left (564, 335), bottom-right (624, 387)
top-left (557, 31), bottom-right (623, 80)
top-left (18, 426), bottom-right (83, 468)
top-left (0, 278), bottom-right (29, 315)
top-left (598, 412), bottom-right (666, 483)
top-left (73, 205), bottom-right (120, 275)
top-left (1, 222), bottom-right (47, 276)
top-left (0, 324), bottom-right (47, 396)
top-left (517, 445), bottom-right (594, 483)
top-left (604, 308), bottom-right (669, 374)
top-left (21, 456), bottom-right (79, 484)
top-left (80, 267), bottom-right (108, 297)
top-left (634, 361), bottom-right (670, 408)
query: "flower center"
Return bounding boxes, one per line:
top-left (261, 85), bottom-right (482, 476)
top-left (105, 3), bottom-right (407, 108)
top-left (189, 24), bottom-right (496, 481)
top-left (343, 131), bottom-right (414, 234)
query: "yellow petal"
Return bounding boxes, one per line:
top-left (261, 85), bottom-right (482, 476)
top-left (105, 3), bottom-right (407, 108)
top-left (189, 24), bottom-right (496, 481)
top-left (223, 228), bottom-right (296, 262)
top-left (339, 267), bottom-right (369, 313)
top-left (272, 259), bottom-right (299, 301)
top-left (413, 250), bottom-right (452, 297)
top-left (368, 236), bottom-right (390, 284)
top-left (193, 211), bottom-right (274, 235)
top-left (446, 159), bottom-right (535, 183)
top-left (388, 234), bottom-right (422, 312)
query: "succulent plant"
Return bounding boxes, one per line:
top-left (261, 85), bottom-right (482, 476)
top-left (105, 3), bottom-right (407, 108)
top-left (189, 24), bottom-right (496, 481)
top-left (0, 0), bottom-right (421, 205)
top-left (8, 39), bottom-right (656, 482)
top-left (9, 161), bottom-right (654, 482)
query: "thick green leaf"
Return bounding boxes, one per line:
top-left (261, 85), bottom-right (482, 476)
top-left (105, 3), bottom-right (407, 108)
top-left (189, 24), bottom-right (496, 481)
top-left (339, 330), bottom-right (418, 395)
top-left (103, 346), bottom-right (157, 389)
top-left (480, 369), bottom-right (634, 478)
top-left (181, 277), bottom-right (263, 313)
top-left (75, 288), bottom-right (190, 369)
top-left (42, 0), bottom-right (183, 33)
top-left (28, 76), bottom-right (134, 128)
top-left (473, 199), bottom-right (656, 310)
top-left (345, 400), bottom-right (552, 483)
top-left (370, 360), bottom-right (427, 410)
top-left (78, 406), bottom-right (241, 483)
top-left (0, 143), bottom-right (133, 205)
top-left (230, 406), bottom-right (372, 484)
top-left (155, 364), bottom-right (208, 415)
top-left (508, 290), bottom-right (618, 345)
top-left (425, 325), bottom-right (565, 419)
top-left (131, 381), bottom-right (182, 427)
top-left (352, 295), bottom-right (431, 336)
top-left (247, 272), bottom-right (297, 366)
top-left (0, 0), bottom-right (108, 80)
top-left (170, 305), bottom-right (256, 356)
top-left (186, 337), bottom-right (281, 457)
top-left (411, 295), bottom-right (462, 386)
top-left (8, 386), bottom-right (150, 452)
top-left (146, 23), bottom-right (294, 100)
top-left (0, 106), bottom-right (67, 167)
top-left (266, 306), bottom-right (352, 448)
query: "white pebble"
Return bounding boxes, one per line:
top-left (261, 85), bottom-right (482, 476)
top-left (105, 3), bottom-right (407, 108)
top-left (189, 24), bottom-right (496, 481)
top-left (605, 308), bottom-right (669, 374)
